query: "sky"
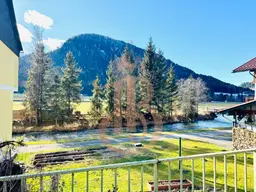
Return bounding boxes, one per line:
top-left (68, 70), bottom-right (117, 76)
top-left (13, 0), bottom-right (256, 86)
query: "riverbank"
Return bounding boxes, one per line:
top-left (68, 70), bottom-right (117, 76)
top-left (13, 113), bottom-right (217, 134)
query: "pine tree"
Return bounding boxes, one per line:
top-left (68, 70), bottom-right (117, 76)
top-left (153, 50), bottom-right (168, 112)
top-left (139, 37), bottom-right (170, 113)
top-left (24, 29), bottom-right (52, 125)
top-left (139, 38), bottom-right (169, 113)
top-left (61, 51), bottom-right (82, 117)
top-left (47, 70), bottom-right (65, 125)
top-left (164, 65), bottom-right (178, 118)
top-left (89, 75), bottom-right (103, 124)
top-left (139, 37), bottom-right (156, 112)
top-left (105, 60), bottom-right (115, 114)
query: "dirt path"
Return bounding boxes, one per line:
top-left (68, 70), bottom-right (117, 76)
top-left (17, 129), bottom-right (232, 153)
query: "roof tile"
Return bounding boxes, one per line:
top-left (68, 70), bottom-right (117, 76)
top-left (233, 57), bottom-right (256, 73)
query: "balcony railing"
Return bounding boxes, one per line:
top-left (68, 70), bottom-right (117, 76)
top-left (0, 148), bottom-right (256, 191)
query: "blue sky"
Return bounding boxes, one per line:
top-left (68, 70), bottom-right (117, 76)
top-left (13, 0), bottom-right (256, 86)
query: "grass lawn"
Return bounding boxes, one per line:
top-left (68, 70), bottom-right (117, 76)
top-left (17, 139), bottom-right (252, 192)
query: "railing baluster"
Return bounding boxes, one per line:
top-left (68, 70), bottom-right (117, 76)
top-left (3, 181), bottom-right (7, 192)
top-left (202, 158), bottom-right (205, 192)
top-left (86, 171), bottom-right (89, 192)
top-left (71, 173), bottom-right (74, 192)
top-left (234, 154), bottom-right (237, 192)
top-left (213, 156), bottom-right (216, 192)
top-left (154, 162), bottom-right (158, 192)
top-left (128, 167), bottom-right (131, 192)
top-left (101, 169), bottom-right (103, 192)
top-left (56, 175), bottom-right (59, 192)
top-left (244, 153), bottom-right (247, 192)
top-left (38, 176), bottom-right (43, 192)
top-left (254, 152), bottom-right (256, 192)
top-left (21, 178), bottom-right (26, 192)
top-left (180, 160), bottom-right (183, 192)
top-left (141, 166), bottom-right (144, 192)
top-left (224, 155), bottom-right (227, 192)
top-left (114, 168), bottom-right (117, 190)
top-left (191, 159), bottom-right (194, 192)
top-left (168, 161), bottom-right (171, 192)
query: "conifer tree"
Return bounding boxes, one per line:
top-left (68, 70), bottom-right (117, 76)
top-left (139, 37), bottom-right (156, 112)
top-left (47, 70), bottom-right (65, 125)
top-left (139, 38), bottom-right (169, 113)
top-left (24, 29), bottom-right (52, 125)
top-left (153, 50), bottom-right (168, 112)
top-left (105, 60), bottom-right (115, 114)
top-left (89, 75), bottom-right (103, 124)
top-left (164, 65), bottom-right (178, 118)
top-left (61, 51), bottom-right (82, 117)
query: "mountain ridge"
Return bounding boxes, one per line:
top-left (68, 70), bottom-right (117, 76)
top-left (19, 33), bottom-right (250, 96)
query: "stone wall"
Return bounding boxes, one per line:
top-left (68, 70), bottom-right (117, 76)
top-left (233, 127), bottom-right (256, 149)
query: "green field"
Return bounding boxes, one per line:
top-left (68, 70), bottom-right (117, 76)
top-left (74, 102), bottom-right (91, 114)
top-left (17, 139), bottom-right (252, 192)
top-left (199, 102), bottom-right (240, 110)
top-left (13, 101), bottom-right (240, 115)
top-left (13, 101), bottom-right (92, 114)
top-left (13, 101), bottom-right (25, 111)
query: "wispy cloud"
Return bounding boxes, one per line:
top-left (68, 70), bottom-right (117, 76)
top-left (17, 24), bottom-right (33, 43)
top-left (43, 38), bottom-right (65, 51)
top-left (24, 10), bottom-right (53, 29)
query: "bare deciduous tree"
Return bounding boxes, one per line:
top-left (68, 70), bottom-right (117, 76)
top-left (178, 76), bottom-right (208, 122)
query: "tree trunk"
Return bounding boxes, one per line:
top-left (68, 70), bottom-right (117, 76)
top-left (36, 108), bottom-right (40, 125)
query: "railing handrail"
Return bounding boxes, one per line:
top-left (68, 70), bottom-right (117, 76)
top-left (159, 147), bottom-right (256, 162)
top-left (1, 147), bottom-right (256, 182)
top-left (0, 159), bottom-right (158, 181)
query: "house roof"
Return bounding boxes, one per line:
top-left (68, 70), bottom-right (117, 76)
top-left (217, 99), bottom-right (256, 114)
top-left (0, 0), bottom-right (22, 56)
top-left (233, 57), bottom-right (256, 73)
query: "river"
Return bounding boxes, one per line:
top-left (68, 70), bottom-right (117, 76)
top-left (12, 115), bottom-right (232, 142)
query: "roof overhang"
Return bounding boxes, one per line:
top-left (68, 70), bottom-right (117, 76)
top-left (217, 100), bottom-right (256, 115)
top-left (8, 0), bottom-right (23, 54)
top-left (233, 57), bottom-right (256, 73)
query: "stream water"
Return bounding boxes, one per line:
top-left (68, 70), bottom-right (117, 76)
top-left (12, 115), bottom-right (232, 142)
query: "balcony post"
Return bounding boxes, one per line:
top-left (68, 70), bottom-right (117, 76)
top-left (254, 152), bottom-right (256, 192)
top-left (254, 72), bottom-right (256, 100)
top-left (154, 161), bottom-right (158, 192)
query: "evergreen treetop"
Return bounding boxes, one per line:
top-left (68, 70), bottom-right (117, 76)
top-left (61, 51), bottom-right (82, 116)
top-left (105, 60), bottom-right (115, 114)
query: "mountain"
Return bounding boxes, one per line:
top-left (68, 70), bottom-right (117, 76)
top-left (19, 33), bottom-right (250, 96)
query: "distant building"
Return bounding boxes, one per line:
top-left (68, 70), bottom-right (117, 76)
top-left (0, 0), bottom-right (22, 140)
top-left (213, 92), bottom-right (251, 102)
